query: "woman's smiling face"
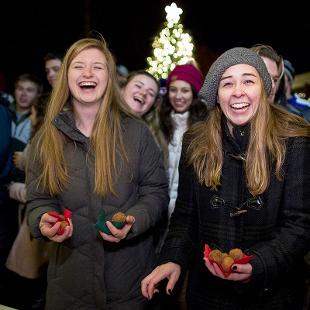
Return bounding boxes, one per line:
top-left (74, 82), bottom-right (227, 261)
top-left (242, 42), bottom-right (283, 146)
top-left (68, 47), bottom-right (108, 107)
top-left (122, 74), bottom-right (158, 116)
top-left (218, 63), bottom-right (262, 128)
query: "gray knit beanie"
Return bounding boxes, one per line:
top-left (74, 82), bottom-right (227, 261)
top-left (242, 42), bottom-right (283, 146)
top-left (199, 47), bottom-right (272, 108)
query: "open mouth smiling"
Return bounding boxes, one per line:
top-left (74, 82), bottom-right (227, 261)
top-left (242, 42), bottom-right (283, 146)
top-left (133, 96), bottom-right (144, 105)
top-left (231, 102), bottom-right (250, 110)
top-left (79, 81), bottom-right (97, 89)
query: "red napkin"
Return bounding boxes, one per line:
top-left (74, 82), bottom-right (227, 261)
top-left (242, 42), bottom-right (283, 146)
top-left (204, 244), bottom-right (253, 277)
top-left (48, 208), bottom-right (72, 235)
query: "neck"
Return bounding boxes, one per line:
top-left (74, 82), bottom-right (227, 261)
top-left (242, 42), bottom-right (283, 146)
top-left (74, 102), bottom-right (99, 137)
top-left (16, 106), bottom-right (31, 113)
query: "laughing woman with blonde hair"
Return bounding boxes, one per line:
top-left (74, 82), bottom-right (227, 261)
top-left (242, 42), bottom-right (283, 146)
top-left (26, 36), bottom-right (168, 310)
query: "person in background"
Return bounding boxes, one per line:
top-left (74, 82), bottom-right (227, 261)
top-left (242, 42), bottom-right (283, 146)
top-left (44, 52), bottom-right (63, 89)
top-left (10, 73), bottom-right (43, 155)
top-left (157, 63), bottom-right (207, 309)
top-left (8, 74), bottom-right (43, 238)
top-left (12, 52), bottom-right (63, 172)
top-left (141, 47), bottom-right (310, 310)
top-left (160, 63), bottom-right (207, 223)
top-left (0, 102), bottom-right (12, 299)
top-left (4, 97), bottom-right (49, 310)
top-left (251, 44), bottom-right (283, 103)
top-left (26, 36), bottom-right (168, 310)
top-left (6, 74), bottom-right (42, 266)
top-left (283, 59), bottom-right (295, 101)
top-left (3, 53), bottom-right (62, 310)
top-left (121, 70), bottom-right (167, 159)
top-left (121, 70), bottom-right (168, 256)
top-left (116, 64), bottom-right (129, 87)
top-left (281, 59), bottom-right (310, 122)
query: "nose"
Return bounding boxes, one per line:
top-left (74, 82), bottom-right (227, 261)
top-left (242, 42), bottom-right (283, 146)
top-left (48, 70), bottom-right (56, 78)
top-left (175, 90), bottom-right (182, 99)
top-left (83, 66), bottom-right (93, 77)
top-left (139, 87), bottom-right (147, 97)
top-left (232, 83), bottom-right (245, 97)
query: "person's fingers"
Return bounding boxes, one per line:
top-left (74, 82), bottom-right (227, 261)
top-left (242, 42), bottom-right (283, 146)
top-left (144, 265), bottom-right (171, 299)
top-left (99, 231), bottom-right (120, 242)
top-left (121, 222), bottom-right (133, 237)
top-left (125, 215), bottom-right (135, 225)
top-left (141, 271), bottom-right (159, 299)
top-left (146, 273), bottom-right (164, 299)
top-left (203, 257), bottom-right (217, 276)
top-left (212, 262), bottom-right (225, 279)
top-left (19, 188), bottom-right (26, 203)
top-left (227, 263), bottom-right (252, 281)
top-left (141, 274), bottom-right (154, 299)
top-left (165, 273), bottom-right (178, 295)
top-left (105, 219), bottom-right (134, 241)
top-left (105, 221), bottom-right (123, 240)
top-left (40, 220), bottom-right (60, 238)
top-left (66, 218), bottom-right (73, 237)
top-left (232, 263), bottom-right (252, 274)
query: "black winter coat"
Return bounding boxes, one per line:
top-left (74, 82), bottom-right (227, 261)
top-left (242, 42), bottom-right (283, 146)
top-left (160, 122), bottom-right (310, 310)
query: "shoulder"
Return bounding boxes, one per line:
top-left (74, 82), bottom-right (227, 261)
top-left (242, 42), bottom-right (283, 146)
top-left (286, 136), bottom-right (310, 148)
top-left (121, 114), bottom-right (153, 137)
top-left (284, 136), bottom-right (310, 162)
top-left (0, 103), bottom-right (11, 119)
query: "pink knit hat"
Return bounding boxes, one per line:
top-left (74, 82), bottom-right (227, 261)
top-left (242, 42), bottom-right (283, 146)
top-left (166, 63), bottom-right (203, 93)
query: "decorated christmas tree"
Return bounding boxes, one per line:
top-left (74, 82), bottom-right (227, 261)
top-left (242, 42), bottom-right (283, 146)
top-left (146, 2), bottom-right (195, 79)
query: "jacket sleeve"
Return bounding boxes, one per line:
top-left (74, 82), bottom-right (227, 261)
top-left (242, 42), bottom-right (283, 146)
top-left (25, 140), bottom-right (61, 240)
top-left (126, 124), bottom-right (169, 238)
top-left (158, 140), bottom-right (197, 269)
top-left (250, 137), bottom-right (310, 289)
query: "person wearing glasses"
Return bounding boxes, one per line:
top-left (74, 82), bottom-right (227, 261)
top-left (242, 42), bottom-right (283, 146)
top-left (141, 47), bottom-right (310, 309)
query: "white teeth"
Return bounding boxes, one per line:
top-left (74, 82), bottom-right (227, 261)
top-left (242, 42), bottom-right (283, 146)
top-left (79, 81), bottom-right (96, 86)
top-left (231, 102), bottom-right (249, 109)
top-left (133, 96), bottom-right (144, 104)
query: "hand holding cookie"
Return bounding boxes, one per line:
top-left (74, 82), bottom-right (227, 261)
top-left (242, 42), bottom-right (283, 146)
top-left (204, 244), bottom-right (253, 280)
top-left (96, 210), bottom-right (135, 242)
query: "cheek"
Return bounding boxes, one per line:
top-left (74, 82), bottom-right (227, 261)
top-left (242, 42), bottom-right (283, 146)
top-left (121, 89), bottom-right (130, 102)
top-left (218, 94), bottom-right (229, 110)
top-left (68, 80), bottom-right (75, 93)
top-left (168, 92), bottom-right (175, 102)
top-left (185, 94), bottom-right (193, 106)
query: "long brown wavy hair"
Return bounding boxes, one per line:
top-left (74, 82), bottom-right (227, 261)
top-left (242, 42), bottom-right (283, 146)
top-left (34, 37), bottom-right (133, 196)
top-left (185, 89), bottom-right (310, 196)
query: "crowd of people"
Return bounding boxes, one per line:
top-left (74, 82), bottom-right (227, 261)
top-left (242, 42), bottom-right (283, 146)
top-left (0, 34), bottom-right (310, 310)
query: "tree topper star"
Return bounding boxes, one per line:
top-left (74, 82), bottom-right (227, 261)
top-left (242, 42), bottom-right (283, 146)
top-left (165, 2), bottom-right (183, 24)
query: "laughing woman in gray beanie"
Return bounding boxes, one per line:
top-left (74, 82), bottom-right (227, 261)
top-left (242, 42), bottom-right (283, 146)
top-left (141, 47), bottom-right (310, 309)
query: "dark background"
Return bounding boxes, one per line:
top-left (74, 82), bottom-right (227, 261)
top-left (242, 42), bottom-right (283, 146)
top-left (1, 0), bottom-right (309, 93)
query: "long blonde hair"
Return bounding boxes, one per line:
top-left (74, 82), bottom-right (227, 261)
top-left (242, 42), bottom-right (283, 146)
top-left (35, 37), bottom-right (132, 196)
top-left (186, 92), bottom-right (310, 196)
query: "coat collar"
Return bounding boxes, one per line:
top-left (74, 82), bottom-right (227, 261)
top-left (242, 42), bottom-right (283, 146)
top-left (53, 109), bottom-right (89, 146)
top-left (222, 116), bottom-right (250, 157)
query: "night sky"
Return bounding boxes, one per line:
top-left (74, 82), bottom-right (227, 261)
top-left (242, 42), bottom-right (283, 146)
top-left (1, 0), bottom-right (309, 93)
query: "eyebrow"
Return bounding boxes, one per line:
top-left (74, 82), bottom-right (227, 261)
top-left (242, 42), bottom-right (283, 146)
top-left (169, 85), bottom-right (191, 90)
top-left (220, 72), bottom-right (257, 81)
top-left (71, 61), bottom-right (105, 65)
